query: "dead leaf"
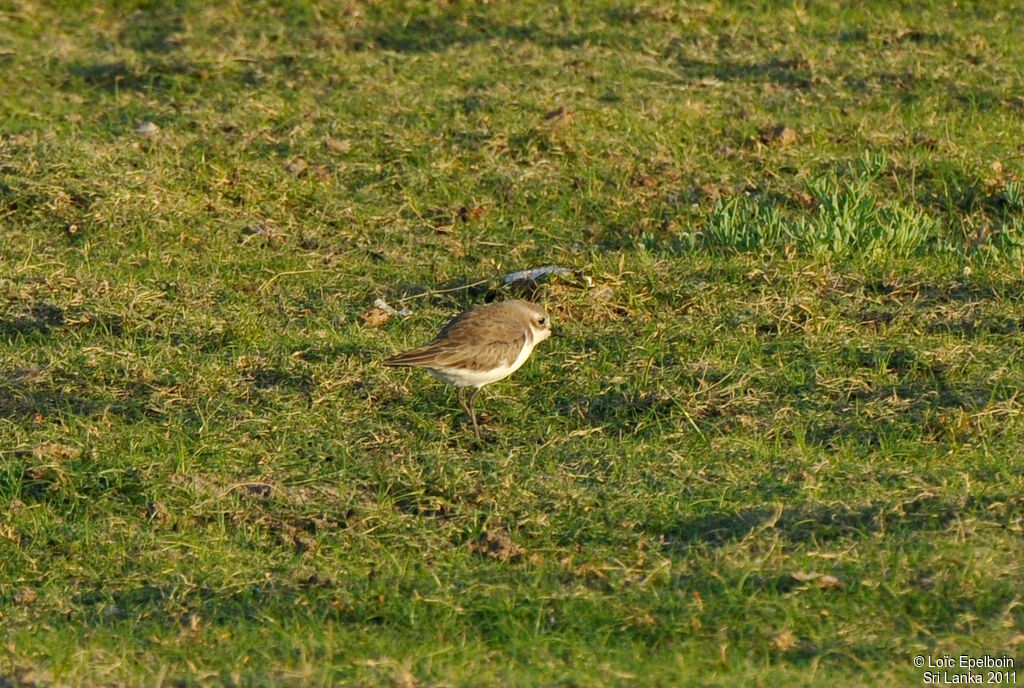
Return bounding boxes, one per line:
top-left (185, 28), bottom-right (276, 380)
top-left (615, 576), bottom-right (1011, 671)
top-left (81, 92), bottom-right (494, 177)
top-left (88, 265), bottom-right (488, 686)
top-left (456, 205), bottom-right (487, 222)
top-left (792, 190), bottom-right (815, 208)
top-left (0, 524), bottom-right (20, 544)
top-left (13, 587), bottom-right (37, 605)
top-left (361, 305), bottom-right (391, 327)
top-left (818, 574), bottom-right (842, 589)
top-left (698, 183), bottom-right (722, 201)
top-left (284, 158), bottom-right (308, 175)
top-left (135, 121), bottom-right (159, 137)
top-left (983, 177), bottom-right (1005, 194)
top-left (762, 124), bottom-right (798, 146)
top-left (324, 137), bottom-right (351, 153)
top-left (770, 630), bottom-right (799, 651)
top-left (32, 442), bottom-right (81, 461)
top-left (469, 530), bottom-right (524, 562)
top-left (791, 571), bottom-right (843, 589)
top-left (634, 175), bottom-right (659, 188)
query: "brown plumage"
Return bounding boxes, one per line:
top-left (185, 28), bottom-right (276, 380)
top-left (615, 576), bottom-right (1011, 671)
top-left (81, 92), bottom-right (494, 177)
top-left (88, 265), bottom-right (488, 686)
top-left (383, 300), bottom-right (555, 438)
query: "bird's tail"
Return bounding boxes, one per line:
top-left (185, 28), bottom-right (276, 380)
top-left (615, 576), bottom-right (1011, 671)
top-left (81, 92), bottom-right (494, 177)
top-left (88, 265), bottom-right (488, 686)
top-left (382, 345), bottom-right (440, 367)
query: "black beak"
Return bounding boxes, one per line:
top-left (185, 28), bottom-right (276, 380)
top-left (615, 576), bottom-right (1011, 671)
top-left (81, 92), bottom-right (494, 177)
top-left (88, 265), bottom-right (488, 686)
top-left (550, 326), bottom-right (565, 337)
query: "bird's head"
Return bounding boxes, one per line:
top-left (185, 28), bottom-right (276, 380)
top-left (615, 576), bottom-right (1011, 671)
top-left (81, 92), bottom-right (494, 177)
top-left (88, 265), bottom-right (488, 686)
top-left (517, 301), bottom-right (557, 342)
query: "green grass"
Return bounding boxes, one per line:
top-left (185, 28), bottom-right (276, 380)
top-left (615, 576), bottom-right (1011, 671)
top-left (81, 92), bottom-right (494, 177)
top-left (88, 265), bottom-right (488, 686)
top-left (2, 0), bottom-right (1024, 685)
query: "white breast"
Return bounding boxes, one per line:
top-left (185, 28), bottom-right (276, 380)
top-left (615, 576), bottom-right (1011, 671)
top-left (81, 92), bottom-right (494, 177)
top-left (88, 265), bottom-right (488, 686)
top-left (428, 331), bottom-right (540, 388)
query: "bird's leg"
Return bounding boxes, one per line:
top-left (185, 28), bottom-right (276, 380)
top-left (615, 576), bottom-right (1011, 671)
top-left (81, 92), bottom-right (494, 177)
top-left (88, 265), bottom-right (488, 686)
top-left (456, 387), bottom-right (477, 439)
top-left (466, 386), bottom-right (482, 440)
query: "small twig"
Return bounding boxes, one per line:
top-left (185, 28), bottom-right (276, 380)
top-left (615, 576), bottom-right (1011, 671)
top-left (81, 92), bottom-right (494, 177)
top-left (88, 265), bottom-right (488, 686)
top-left (392, 278), bottom-right (492, 303)
top-left (257, 269), bottom-right (316, 292)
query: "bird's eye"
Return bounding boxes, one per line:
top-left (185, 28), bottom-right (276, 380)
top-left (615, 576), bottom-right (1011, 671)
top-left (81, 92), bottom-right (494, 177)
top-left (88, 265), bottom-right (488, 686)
top-left (538, 317), bottom-right (547, 325)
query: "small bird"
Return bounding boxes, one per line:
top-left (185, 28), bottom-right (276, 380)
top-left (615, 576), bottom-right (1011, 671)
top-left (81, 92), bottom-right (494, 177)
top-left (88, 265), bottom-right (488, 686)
top-left (383, 300), bottom-right (555, 439)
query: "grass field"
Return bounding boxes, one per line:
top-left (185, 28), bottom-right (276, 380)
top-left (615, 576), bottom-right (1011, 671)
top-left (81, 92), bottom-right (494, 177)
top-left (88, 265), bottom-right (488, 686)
top-left (2, 0), bottom-right (1024, 685)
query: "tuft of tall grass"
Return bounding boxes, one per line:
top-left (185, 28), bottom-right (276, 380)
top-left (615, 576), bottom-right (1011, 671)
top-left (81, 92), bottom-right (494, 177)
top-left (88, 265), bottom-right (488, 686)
top-left (703, 153), bottom-right (943, 258)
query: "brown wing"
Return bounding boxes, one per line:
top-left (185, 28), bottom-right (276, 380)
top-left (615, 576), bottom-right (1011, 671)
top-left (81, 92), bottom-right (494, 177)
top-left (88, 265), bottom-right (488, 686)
top-left (424, 330), bottom-right (528, 371)
top-left (382, 303), bottom-right (528, 370)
